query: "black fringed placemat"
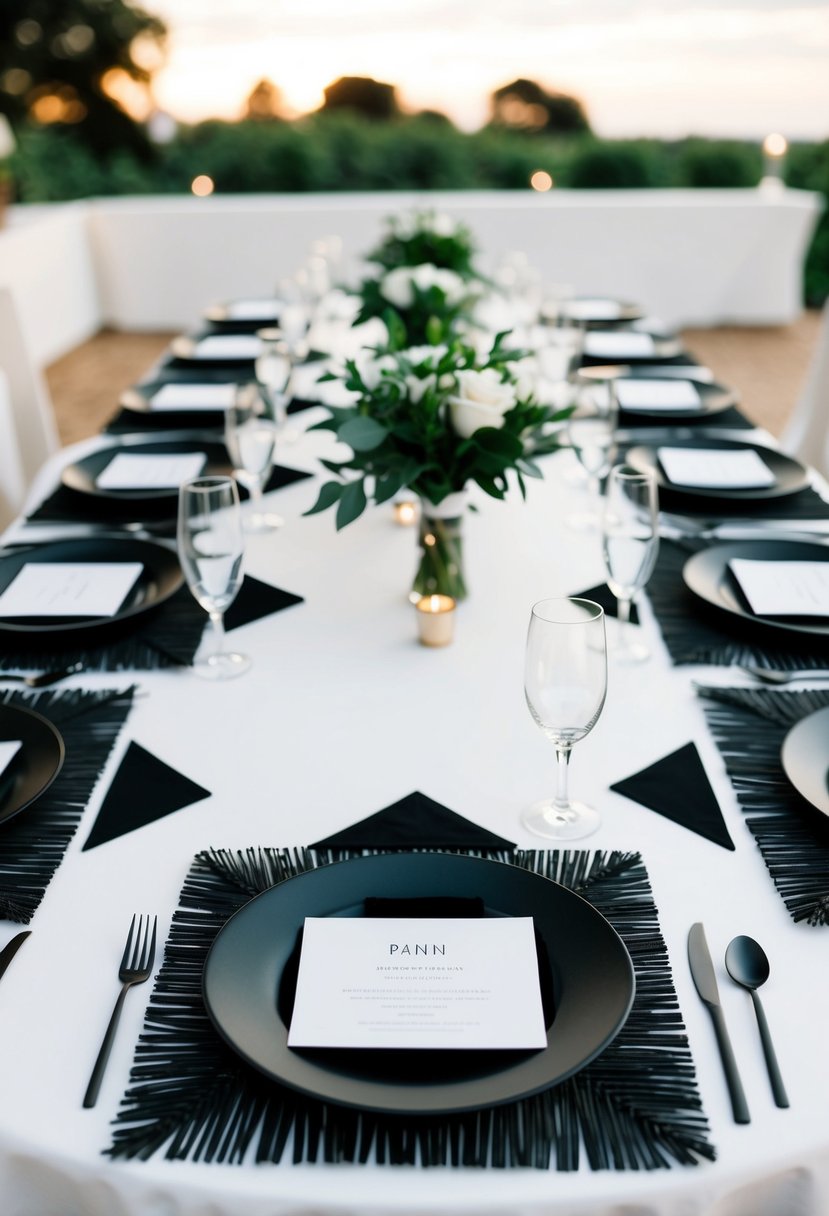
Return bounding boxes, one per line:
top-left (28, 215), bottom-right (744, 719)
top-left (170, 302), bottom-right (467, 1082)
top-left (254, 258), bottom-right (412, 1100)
top-left (107, 847), bottom-right (714, 1171)
top-left (0, 686), bottom-right (134, 922)
top-left (647, 539), bottom-right (829, 670)
top-left (697, 685), bottom-right (829, 925)
top-left (0, 576), bottom-right (303, 674)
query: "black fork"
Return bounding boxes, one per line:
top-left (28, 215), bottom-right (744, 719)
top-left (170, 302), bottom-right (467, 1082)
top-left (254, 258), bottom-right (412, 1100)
top-left (83, 914), bottom-right (157, 1108)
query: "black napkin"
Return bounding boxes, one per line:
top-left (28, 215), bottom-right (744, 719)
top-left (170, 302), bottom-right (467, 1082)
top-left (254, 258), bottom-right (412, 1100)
top-left (573, 583), bottom-right (639, 624)
top-left (82, 741), bottom-right (211, 850)
top-left (225, 575), bottom-right (304, 631)
top-left (610, 741), bottom-right (734, 850)
top-left (309, 790), bottom-right (515, 851)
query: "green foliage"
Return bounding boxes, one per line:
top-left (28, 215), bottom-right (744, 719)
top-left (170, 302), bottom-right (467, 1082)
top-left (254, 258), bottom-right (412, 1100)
top-left (304, 340), bottom-right (572, 527)
top-left (676, 138), bottom-right (761, 187)
top-left (6, 115), bottom-right (829, 305)
top-left (567, 141), bottom-right (655, 188)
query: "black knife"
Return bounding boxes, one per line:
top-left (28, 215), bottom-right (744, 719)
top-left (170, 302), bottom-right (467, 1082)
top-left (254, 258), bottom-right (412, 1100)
top-left (0, 931), bottom-right (31, 984)
top-left (688, 922), bottom-right (750, 1124)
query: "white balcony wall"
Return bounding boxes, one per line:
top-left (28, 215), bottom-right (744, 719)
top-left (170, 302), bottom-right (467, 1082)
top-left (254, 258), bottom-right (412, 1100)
top-left (86, 189), bottom-right (822, 333)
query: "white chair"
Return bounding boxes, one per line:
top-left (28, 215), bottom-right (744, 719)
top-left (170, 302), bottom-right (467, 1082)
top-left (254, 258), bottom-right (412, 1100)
top-left (0, 367), bottom-right (27, 529)
top-left (0, 285), bottom-right (59, 494)
top-left (780, 299), bottom-right (829, 479)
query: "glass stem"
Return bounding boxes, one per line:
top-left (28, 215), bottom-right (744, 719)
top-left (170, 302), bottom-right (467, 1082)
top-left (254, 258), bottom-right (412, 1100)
top-left (553, 745), bottom-right (573, 813)
top-left (618, 595), bottom-right (631, 649)
top-left (209, 611), bottom-right (226, 660)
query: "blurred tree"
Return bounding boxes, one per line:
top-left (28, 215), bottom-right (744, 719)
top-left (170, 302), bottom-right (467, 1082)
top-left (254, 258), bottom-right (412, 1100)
top-left (0, 0), bottom-right (166, 161)
top-left (244, 78), bottom-right (285, 121)
top-left (320, 76), bottom-right (399, 121)
top-left (490, 78), bottom-right (590, 136)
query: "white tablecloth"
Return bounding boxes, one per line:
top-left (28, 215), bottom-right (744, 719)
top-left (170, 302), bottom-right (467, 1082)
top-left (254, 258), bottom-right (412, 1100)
top-left (1, 415), bottom-right (829, 1216)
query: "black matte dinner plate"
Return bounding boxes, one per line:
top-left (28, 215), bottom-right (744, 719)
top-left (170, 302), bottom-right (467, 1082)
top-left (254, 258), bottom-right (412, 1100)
top-left (562, 297), bottom-right (645, 326)
top-left (203, 852), bottom-right (635, 1114)
top-left (119, 383), bottom-right (231, 414)
top-left (627, 438), bottom-right (809, 501)
top-left (0, 537), bottom-right (183, 635)
top-left (682, 540), bottom-right (829, 640)
top-left (781, 705), bottom-right (829, 816)
top-left (0, 704), bottom-right (65, 828)
top-left (605, 377), bottom-right (737, 421)
top-left (204, 300), bottom-right (282, 326)
top-left (170, 334), bottom-right (261, 364)
top-left (580, 363), bottom-right (716, 385)
top-left (582, 331), bottom-right (684, 361)
top-left (61, 439), bottom-right (231, 503)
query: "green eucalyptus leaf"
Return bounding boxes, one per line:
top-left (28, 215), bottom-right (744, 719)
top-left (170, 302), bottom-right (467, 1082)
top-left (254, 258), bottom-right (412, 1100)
top-left (336, 479), bottom-right (368, 529)
top-left (303, 480), bottom-right (344, 517)
top-left (338, 416), bottom-right (389, 452)
top-left (374, 469), bottom-right (405, 505)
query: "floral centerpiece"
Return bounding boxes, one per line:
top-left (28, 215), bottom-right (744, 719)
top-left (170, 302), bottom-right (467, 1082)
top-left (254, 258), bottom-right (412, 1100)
top-left (353, 210), bottom-right (483, 349)
top-left (304, 337), bottom-right (571, 600)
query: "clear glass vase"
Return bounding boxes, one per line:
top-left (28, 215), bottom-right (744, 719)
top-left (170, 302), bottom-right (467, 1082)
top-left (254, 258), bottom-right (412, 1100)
top-left (412, 493), bottom-right (468, 602)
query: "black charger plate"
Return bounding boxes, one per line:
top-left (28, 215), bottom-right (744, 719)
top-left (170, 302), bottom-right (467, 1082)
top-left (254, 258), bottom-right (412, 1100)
top-left (61, 439), bottom-right (230, 503)
top-left (203, 852), bottom-right (635, 1115)
top-left (596, 376), bottom-right (737, 421)
top-left (0, 537), bottom-right (183, 635)
top-left (781, 705), bottom-right (829, 817)
top-left (682, 540), bottom-right (829, 641)
top-left (169, 334), bottom-right (261, 365)
top-left (0, 704), bottom-right (65, 827)
top-left (627, 437), bottom-right (809, 501)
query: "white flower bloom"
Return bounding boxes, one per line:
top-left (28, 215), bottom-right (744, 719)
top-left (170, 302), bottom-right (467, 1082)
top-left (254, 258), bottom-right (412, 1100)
top-left (379, 267), bottom-right (416, 309)
top-left (405, 373), bottom-right (436, 404)
top-left (509, 356), bottom-right (540, 402)
top-left (450, 368), bottom-right (517, 438)
top-left (403, 344), bottom-right (448, 368)
top-left (355, 351), bottom-right (398, 391)
top-left (430, 212), bottom-right (459, 237)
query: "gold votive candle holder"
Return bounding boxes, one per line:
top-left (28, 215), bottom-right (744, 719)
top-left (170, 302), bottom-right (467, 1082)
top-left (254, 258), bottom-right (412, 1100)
top-left (415, 594), bottom-right (456, 647)
top-left (392, 499), bottom-right (418, 526)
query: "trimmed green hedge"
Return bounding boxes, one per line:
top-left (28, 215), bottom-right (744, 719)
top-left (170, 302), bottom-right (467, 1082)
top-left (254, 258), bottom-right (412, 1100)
top-left (8, 117), bottom-right (828, 304)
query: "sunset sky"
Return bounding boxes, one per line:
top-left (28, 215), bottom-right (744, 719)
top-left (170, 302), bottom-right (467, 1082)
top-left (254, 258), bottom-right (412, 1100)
top-left (145, 0), bottom-right (829, 139)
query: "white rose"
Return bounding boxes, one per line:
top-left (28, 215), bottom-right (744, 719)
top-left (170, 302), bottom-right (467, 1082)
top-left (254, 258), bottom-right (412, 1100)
top-left (429, 212), bottom-right (458, 237)
top-left (355, 351), bottom-right (398, 391)
top-left (379, 267), bottom-right (416, 309)
top-left (409, 264), bottom-right (466, 306)
top-left (406, 373), bottom-right (435, 404)
top-left (450, 368), bottom-right (517, 438)
top-left (403, 344), bottom-right (448, 368)
top-left (509, 356), bottom-right (539, 402)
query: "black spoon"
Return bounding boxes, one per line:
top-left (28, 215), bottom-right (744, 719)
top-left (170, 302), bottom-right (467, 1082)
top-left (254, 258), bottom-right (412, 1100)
top-left (725, 935), bottom-right (789, 1109)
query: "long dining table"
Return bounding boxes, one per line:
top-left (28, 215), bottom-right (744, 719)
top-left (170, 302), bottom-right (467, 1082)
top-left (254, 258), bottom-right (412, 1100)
top-left (1, 302), bottom-right (828, 1216)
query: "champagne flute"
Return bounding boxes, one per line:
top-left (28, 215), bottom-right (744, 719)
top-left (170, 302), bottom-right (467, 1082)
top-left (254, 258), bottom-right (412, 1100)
top-left (225, 381), bottom-right (283, 531)
top-left (602, 465), bottom-right (660, 663)
top-left (177, 476), bottom-right (250, 680)
top-left (255, 328), bottom-right (296, 442)
top-left (523, 598), bottom-right (607, 840)
top-left (565, 377), bottom-right (619, 530)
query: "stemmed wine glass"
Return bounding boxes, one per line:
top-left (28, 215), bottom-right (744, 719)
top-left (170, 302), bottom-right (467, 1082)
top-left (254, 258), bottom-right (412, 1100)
top-left (601, 464), bottom-right (660, 662)
top-left (255, 328), bottom-right (296, 442)
top-left (565, 377), bottom-right (619, 529)
top-left (224, 381), bottom-right (283, 531)
top-left (523, 598), bottom-right (607, 840)
top-left (177, 476), bottom-right (250, 680)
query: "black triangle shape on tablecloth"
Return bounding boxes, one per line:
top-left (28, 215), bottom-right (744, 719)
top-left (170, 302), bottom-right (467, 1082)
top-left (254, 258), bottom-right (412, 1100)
top-left (82, 742), bottom-right (211, 850)
top-left (224, 575), bottom-right (303, 632)
top-left (610, 741), bottom-right (734, 850)
top-left (309, 790), bottom-right (516, 851)
top-left (572, 584), bottom-right (639, 624)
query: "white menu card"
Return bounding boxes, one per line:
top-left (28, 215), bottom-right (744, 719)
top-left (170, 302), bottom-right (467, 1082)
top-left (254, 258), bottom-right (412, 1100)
top-left (566, 298), bottom-right (620, 321)
top-left (0, 563), bottom-right (144, 618)
top-left (729, 559), bottom-right (829, 617)
top-left (657, 447), bottom-right (776, 489)
top-left (96, 452), bottom-right (207, 490)
top-left (223, 299), bottom-right (280, 321)
top-left (583, 332), bottom-right (655, 360)
top-left (149, 384), bottom-right (237, 411)
top-left (288, 917), bottom-right (547, 1050)
top-left (617, 379), bottom-right (701, 411)
top-left (193, 336), bottom-right (261, 360)
top-left (0, 741), bottom-right (22, 780)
